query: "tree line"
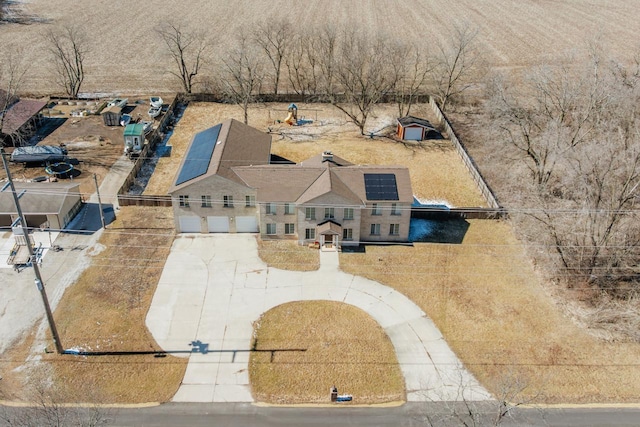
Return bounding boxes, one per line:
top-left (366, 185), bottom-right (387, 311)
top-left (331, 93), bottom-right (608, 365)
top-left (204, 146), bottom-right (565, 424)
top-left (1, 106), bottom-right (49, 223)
top-left (480, 44), bottom-right (640, 336)
top-left (1, 17), bottom-right (482, 144)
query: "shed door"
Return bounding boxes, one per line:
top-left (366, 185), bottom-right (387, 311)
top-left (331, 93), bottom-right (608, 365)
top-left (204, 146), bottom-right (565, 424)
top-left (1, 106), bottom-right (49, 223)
top-left (207, 216), bottom-right (230, 233)
top-left (235, 216), bottom-right (258, 233)
top-left (179, 216), bottom-right (201, 233)
top-left (404, 127), bottom-right (423, 141)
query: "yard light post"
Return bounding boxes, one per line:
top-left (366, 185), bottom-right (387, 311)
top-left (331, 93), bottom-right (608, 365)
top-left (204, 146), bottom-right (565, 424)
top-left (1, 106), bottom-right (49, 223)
top-left (1, 148), bottom-right (64, 354)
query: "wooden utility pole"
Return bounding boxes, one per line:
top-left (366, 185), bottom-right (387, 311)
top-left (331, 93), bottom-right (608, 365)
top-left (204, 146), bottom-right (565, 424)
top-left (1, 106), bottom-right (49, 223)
top-left (94, 173), bottom-right (105, 229)
top-left (1, 148), bottom-right (64, 354)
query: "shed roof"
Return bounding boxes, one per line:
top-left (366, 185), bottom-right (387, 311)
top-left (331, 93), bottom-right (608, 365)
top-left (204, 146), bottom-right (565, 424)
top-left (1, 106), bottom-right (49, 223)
top-left (0, 98), bottom-right (47, 136)
top-left (397, 116), bottom-right (435, 129)
top-left (124, 123), bottom-right (145, 136)
top-left (0, 182), bottom-right (81, 216)
top-left (101, 105), bottom-right (122, 115)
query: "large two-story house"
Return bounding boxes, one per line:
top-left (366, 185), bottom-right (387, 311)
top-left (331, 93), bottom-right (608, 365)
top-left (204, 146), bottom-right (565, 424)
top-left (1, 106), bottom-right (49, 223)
top-left (169, 119), bottom-right (413, 248)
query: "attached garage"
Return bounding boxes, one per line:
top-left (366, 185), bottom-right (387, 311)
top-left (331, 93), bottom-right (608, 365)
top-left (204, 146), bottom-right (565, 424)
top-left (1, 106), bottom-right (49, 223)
top-left (207, 216), bottom-right (230, 233)
top-left (179, 216), bottom-right (201, 233)
top-left (235, 216), bottom-right (258, 233)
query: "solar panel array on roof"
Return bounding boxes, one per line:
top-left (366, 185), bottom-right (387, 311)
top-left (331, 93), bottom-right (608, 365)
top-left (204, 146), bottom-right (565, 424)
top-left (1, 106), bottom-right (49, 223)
top-left (175, 124), bottom-right (222, 185)
top-left (364, 173), bottom-right (399, 200)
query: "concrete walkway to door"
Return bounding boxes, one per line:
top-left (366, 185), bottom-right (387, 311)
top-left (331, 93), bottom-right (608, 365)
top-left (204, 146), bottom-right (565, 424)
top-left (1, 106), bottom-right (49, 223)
top-left (146, 234), bottom-right (490, 403)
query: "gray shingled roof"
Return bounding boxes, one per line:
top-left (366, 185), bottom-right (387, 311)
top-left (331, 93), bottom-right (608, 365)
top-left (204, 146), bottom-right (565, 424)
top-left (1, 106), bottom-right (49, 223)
top-left (397, 116), bottom-right (435, 129)
top-left (169, 119), bottom-right (272, 193)
top-left (0, 182), bottom-right (80, 215)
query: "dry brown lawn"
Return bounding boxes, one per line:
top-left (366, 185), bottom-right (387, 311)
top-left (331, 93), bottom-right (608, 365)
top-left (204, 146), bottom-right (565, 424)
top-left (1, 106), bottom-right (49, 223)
top-left (249, 300), bottom-right (405, 404)
top-left (339, 220), bottom-right (640, 403)
top-left (145, 102), bottom-right (486, 207)
top-left (257, 239), bottom-right (319, 271)
top-left (30, 206), bottom-right (186, 403)
top-left (2, 1), bottom-right (640, 95)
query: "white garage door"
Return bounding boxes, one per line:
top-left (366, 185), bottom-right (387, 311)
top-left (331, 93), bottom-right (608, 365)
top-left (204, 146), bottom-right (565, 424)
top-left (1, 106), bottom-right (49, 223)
top-left (179, 216), bottom-right (201, 233)
top-left (207, 216), bottom-right (230, 233)
top-left (235, 216), bottom-right (258, 233)
top-left (404, 127), bottom-right (423, 141)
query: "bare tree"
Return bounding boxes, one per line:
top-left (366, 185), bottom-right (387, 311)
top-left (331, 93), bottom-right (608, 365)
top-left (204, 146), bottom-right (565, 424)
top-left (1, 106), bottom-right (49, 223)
top-left (486, 45), bottom-right (640, 306)
top-left (0, 378), bottom-right (111, 426)
top-left (44, 25), bottom-right (88, 98)
top-left (431, 24), bottom-right (480, 112)
top-left (313, 24), bottom-right (339, 98)
top-left (220, 33), bottom-right (265, 124)
top-left (253, 17), bottom-right (291, 95)
top-left (417, 367), bottom-right (543, 427)
top-left (330, 31), bottom-right (396, 135)
top-left (285, 28), bottom-right (321, 97)
top-left (389, 41), bottom-right (432, 117)
top-left (488, 55), bottom-right (605, 187)
top-left (0, 48), bottom-right (28, 147)
top-left (156, 22), bottom-right (207, 94)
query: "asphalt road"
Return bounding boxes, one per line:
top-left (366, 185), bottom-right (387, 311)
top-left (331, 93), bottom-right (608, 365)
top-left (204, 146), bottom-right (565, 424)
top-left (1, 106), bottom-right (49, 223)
top-left (4, 402), bottom-right (638, 427)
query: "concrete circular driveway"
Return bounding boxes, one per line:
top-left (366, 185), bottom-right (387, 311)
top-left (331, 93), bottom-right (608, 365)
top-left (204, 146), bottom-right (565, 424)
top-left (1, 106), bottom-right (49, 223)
top-left (146, 234), bottom-right (490, 403)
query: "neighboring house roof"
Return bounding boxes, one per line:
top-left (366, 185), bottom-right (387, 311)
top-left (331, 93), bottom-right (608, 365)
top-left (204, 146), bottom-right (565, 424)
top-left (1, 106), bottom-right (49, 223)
top-left (169, 119), bottom-right (272, 193)
top-left (0, 97), bottom-right (47, 136)
top-left (0, 182), bottom-right (80, 216)
top-left (397, 116), bottom-right (435, 129)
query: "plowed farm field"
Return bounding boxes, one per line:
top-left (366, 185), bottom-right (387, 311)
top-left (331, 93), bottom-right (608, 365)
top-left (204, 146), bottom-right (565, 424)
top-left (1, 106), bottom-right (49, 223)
top-left (1, 0), bottom-right (639, 95)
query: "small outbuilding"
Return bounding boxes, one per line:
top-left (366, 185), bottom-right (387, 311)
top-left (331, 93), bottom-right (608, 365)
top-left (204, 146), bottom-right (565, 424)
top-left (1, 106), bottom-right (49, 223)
top-left (0, 89), bottom-right (47, 146)
top-left (123, 123), bottom-right (145, 154)
top-left (101, 105), bottom-right (122, 126)
top-left (0, 182), bottom-right (83, 229)
top-left (397, 116), bottom-right (438, 141)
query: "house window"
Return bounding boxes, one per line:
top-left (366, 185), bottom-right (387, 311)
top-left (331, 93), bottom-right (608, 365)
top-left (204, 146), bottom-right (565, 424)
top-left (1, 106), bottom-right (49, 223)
top-left (246, 195), bottom-right (256, 207)
top-left (305, 228), bottom-right (316, 240)
top-left (391, 203), bottom-right (401, 215)
top-left (201, 195), bottom-right (212, 207)
top-left (371, 203), bottom-right (381, 215)
top-left (324, 207), bottom-right (334, 219)
top-left (285, 203), bottom-right (295, 215)
top-left (389, 223), bottom-right (400, 235)
top-left (223, 195), bottom-right (233, 208)
top-left (343, 208), bottom-right (354, 220)
top-left (370, 224), bottom-right (380, 235)
top-left (305, 207), bottom-right (316, 220)
top-left (343, 228), bottom-right (353, 240)
top-left (285, 223), bottom-right (295, 234)
top-left (266, 202), bottom-right (277, 215)
top-left (266, 223), bottom-right (277, 235)
top-left (179, 195), bottom-right (190, 207)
